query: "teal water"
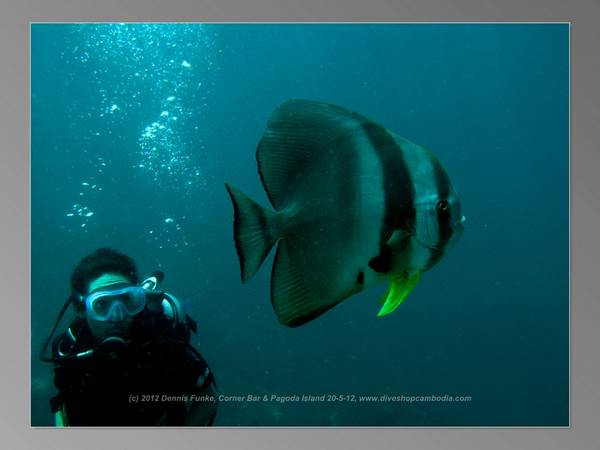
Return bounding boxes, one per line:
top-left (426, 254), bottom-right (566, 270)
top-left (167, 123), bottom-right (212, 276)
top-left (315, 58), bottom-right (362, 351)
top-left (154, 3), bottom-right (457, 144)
top-left (31, 24), bottom-right (569, 426)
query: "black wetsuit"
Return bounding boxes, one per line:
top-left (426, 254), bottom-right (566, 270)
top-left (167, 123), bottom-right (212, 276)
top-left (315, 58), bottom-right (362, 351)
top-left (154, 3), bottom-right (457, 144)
top-left (50, 310), bottom-right (217, 426)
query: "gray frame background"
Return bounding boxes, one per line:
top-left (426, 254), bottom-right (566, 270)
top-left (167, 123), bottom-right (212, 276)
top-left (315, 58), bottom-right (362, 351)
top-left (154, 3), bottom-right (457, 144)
top-left (1, 0), bottom-right (597, 448)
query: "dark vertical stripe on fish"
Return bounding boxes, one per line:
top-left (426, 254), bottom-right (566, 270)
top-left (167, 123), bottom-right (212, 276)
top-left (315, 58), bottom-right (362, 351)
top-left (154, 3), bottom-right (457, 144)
top-left (431, 156), bottom-right (453, 245)
top-left (425, 247), bottom-right (445, 270)
top-left (361, 120), bottom-right (416, 244)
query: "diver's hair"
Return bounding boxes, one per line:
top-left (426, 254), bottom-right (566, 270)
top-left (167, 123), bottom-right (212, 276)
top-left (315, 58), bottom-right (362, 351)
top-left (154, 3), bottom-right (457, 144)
top-left (70, 247), bottom-right (140, 296)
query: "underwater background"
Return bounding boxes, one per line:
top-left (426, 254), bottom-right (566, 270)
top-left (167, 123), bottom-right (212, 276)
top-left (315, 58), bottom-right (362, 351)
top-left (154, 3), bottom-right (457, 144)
top-left (31, 23), bottom-right (569, 426)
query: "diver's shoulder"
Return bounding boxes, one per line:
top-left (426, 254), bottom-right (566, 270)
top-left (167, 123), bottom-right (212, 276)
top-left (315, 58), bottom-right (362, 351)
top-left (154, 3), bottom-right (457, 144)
top-left (158, 291), bottom-right (186, 323)
top-left (51, 318), bottom-right (92, 358)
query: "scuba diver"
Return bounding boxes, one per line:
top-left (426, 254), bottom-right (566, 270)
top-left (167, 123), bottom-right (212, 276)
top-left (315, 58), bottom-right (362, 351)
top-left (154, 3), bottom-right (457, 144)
top-left (39, 247), bottom-right (218, 426)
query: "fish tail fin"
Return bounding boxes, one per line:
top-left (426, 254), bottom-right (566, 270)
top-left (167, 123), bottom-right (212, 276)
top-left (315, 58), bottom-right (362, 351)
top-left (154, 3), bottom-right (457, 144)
top-left (225, 183), bottom-right (279, 283)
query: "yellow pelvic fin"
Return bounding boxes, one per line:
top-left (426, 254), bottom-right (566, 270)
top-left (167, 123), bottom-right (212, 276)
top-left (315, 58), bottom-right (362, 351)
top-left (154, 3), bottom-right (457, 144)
top-left (376, 271), bottom-right (422, 317)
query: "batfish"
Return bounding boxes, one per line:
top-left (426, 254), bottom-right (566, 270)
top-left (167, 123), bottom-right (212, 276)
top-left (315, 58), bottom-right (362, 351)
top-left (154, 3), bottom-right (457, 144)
top-left (226, 99), bottom-right (465, 327)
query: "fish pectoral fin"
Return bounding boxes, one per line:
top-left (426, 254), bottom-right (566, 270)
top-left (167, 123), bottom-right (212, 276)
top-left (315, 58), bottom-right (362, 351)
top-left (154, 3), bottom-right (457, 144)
top-left (376, 271), bottom-right (422, 317)
top-left (385, 229), bottom-right (411, 247)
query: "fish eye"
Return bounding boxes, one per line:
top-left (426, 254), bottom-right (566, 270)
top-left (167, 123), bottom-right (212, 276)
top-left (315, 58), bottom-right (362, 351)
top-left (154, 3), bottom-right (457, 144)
top-left (437, 200), bottom-right (450, 213)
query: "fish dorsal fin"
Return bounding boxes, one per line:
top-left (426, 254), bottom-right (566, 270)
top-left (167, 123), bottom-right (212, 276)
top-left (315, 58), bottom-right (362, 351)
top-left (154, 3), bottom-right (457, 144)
top-left (257, 99), bottom-right (365, 209)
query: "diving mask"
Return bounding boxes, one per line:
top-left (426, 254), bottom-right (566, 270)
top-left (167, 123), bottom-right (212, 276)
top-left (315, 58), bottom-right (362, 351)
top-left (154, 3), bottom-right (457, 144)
top-left (84, 285), bottom-right (147, 322)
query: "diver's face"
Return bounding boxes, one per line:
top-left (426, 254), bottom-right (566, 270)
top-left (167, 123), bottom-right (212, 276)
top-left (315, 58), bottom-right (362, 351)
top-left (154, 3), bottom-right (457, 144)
top-left (86, 315), bottom-right (134, 343)
top-left (83, 273), bottom-right (136, 343)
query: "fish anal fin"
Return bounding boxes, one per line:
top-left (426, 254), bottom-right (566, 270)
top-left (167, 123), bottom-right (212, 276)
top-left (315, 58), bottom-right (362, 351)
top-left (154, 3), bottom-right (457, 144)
top-left (271, 241), bottom-right (345, 327)
top-left (357, 271), bottom-right (365, 285)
